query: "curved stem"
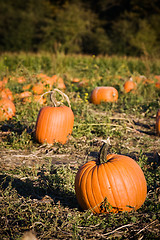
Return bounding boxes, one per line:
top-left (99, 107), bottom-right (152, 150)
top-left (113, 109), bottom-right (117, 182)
top-left (41, 88), bottom-right (71, 108)
top-left (97, 138), bottom-right (111, 165)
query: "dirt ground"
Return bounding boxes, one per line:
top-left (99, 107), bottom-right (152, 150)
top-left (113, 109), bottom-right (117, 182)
top-left (0, 113), bottom-right (159, 171)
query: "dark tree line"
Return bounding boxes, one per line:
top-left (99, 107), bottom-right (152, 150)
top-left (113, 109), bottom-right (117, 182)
top-left (0, 0), bottom-right (160, 56)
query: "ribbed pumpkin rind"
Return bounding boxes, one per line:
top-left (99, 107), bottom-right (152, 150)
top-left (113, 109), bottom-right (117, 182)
top-left (91, 87), bottom-right (118, 104)
top-left (75, 155), bottom-right (147, 213)
top-left (35, 105), bottom-right (74, 144)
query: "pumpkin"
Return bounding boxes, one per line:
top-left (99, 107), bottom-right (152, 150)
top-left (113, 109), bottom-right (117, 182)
top-left (0, 88), bottom-right (13, 101)
top-left (75, 142), bottom-right (147, 214)
top-left (33, 95), bottom-right (46, 105)
top-left (52, 76), bottom-right (66, 90)
top-left (155, 82), bottom-right (160, 89)
top-left (0, 98), bottom-right (16, 121)
top-left (22, 84), bottom-right (32, 91)
top-left (72, 78), bottom-right (80, 83)
top-left (154, 75), bottom-right (160, 81)
top-left (17, 76), bottom-right (26, 83)
top-left (155, 109), bottom-right (160, 136)
top-left (42, 76), bottom-right (54, 90)
top-left (90, 86), bottom-right (118, 104)
top-left (35, 89), bottom-right (74, 144)
top-left (0, 77), bottom-right (8, 88)
top-left (78, 78), bottom-right (89, 87)
top-left (19, 91), bottom-right (32, 99)
top-left (32, 83), bottom-right (44, 95)
top-left (36, 73), bottom-right (48, 80)
top-left (133, 75), bottom-right (146, 84)
top-left (123, 77), bottom-right (136, 93)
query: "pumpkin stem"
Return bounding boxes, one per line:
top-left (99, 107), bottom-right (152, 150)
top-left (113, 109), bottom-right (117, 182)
top-left (97, 138), bottom-right (111, 165)
top-left (41, 89), bottom-right (71, 108)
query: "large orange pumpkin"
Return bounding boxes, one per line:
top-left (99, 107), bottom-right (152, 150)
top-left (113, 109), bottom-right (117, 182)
top-left (35, 89), bottom-right (74, 144)
top-left (155, 109), bottom-right (160, 136)
top-left (0, 98), bottom-right (16, 121)
top-left (90, 86), bottom-right (118, 104)
top-left (75, 142), bottom-right (147, 214)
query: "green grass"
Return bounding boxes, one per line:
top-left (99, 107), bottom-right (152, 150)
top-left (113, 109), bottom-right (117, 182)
top-left (0, 52), bottom-right (160, 239)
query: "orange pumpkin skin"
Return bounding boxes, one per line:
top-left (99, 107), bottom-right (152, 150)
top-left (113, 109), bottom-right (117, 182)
top-left (155, 82), bottom-right (160, 89)
top-left (17, 76), bottom-right (26, 83)
top-left (19, 91), bottom-right (32, 99)
top-left (0, 98), bottom-right (16, 121)
top-left (52, 76), bottom-right (66, 90)
top-left (124, 79), bottom-right (136, 93)
top-left (35, 105), bottom-right (74, 144)
top-left (32, 83), bottom-right (44, 95)
top-left (33, 95), bottom-right (46, 105)
top-left (90, 87), bottom-right (118, 104)
top-left (0, 88), bottom-right (13, 101)
top-left (156, 109), bottom-right (160, 136)
top-left (75, 146), bottom-right (147, 214)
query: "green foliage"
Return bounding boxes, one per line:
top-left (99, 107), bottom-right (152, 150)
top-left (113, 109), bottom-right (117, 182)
top-left (0, 0), bottom-right (160, 55)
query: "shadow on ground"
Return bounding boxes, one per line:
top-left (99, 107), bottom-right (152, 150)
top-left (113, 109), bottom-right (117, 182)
top-left (0, 170), bottom-right (78, 209)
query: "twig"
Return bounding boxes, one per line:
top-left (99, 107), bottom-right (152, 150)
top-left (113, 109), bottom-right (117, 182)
top-left (103, 223), bottom-right (134, 236)
top-left (135, 220), bottom-right (158, 236)
top-left (31, 221), bottom-right (45, 228)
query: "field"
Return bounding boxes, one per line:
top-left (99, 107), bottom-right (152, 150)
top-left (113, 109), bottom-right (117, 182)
top-left (0, 52), bottom-right (160, 240)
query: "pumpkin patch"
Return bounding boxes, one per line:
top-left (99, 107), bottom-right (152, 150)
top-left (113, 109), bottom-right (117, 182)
top-left (0, 53), bottom-right (159, 240)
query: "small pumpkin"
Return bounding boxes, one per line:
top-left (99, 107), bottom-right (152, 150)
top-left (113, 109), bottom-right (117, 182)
top-left (32, 83), bottom-right (44, 95)
top-left (0, 77), bottom-right (8, 88)
top-left (72, 78), bottom-right (80, 83)
top-left (22, 84), bottom-right (32, 91)
top-left (155, 82), bottom-right (160, 89)
top-left (0, 98), bottom-right (16, 121)
top-left (17, 76), bottom-right (26, 83)
top-left (0, 87), bottom-right (13, 101)
top-left (33, 95), bottom-right (46, 105)
top-left (154, 75), bottom-right (160, 81)
top-left (35, 89), bottom-right (74, 144)
top-left (19, 91), bottom-right (32, 99)
top-left (90, 86), bottom-right (118, 104)
top-left (36, 73), bottom-right (48, 80)
top-left (42, 76), bottom-right (54, 90)
top-left (78, 78), bottom-right (89, 87)
top-left (52, 76), bottom-right (66, 90)
top-left (123, 77), bottom-right (136, 93)
top-left (75, 142), bottom-right (147, 214)
top-left (155, 109), bottom-right (160, 136)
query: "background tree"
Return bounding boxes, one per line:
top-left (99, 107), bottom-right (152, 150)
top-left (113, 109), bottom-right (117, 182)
top-left (0, 0), bottom-right (160, 56)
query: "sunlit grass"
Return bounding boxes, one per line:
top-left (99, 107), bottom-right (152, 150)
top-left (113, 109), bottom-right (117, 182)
top-left (0, 52), bottom-right (160, 239)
